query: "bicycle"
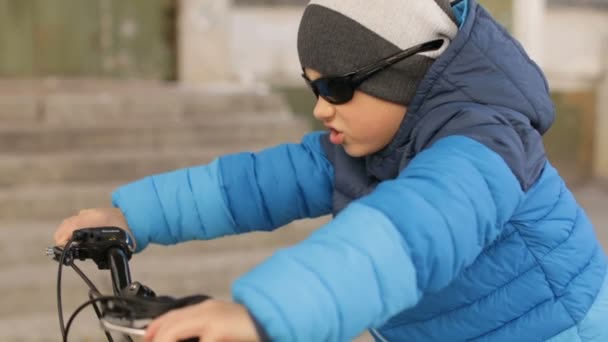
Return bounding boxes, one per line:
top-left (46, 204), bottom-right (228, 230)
top-left (47, 227), bottom-right (209, 342)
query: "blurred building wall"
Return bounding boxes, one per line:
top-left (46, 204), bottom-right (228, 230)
top-left (541, 7), bottom-right (608, 182)
top-left (599, 60), bottom-right (608, 182)
top-left (544, 8), bottom-right (608, 90)
top-left (178, 0), bottom-right (232, 83)
top-left (229, 7), bottom-right (302, 86)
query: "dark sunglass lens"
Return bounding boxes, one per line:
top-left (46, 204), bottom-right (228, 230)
top-left (320, 77), bottom-right (354, 104)
top-left (301, 74), bottom-right (319, 99)
top-left (312, 79), bottom-right (328, 97)
top-left (308, 84), bottom-right (320, 98)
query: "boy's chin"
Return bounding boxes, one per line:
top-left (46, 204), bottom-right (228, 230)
top-left (343, 144), bottom-right (378, 158)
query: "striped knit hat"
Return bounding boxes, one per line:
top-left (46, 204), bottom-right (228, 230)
top-left (297, 0), bottom-right (459, 105)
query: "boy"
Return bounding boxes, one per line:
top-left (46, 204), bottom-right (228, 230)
top-left (54, 0), bottom-right (608, 341)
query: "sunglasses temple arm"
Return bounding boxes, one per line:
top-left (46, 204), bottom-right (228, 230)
top-left (351, 40), bottom-right (444, 85)
top-left (350, 58), bottom-right (406, 85)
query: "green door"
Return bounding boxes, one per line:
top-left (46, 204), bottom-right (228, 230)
top-left (0, 0), bottom-right (175, 79)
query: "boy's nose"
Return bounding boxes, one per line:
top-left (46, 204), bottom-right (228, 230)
top-left (312, 97), bottom-right (335, 122)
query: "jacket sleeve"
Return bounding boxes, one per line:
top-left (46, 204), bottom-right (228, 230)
top-left (111, 131), bottom-right (333, 252)
top-left (231, 135), bottom-right (524, 342)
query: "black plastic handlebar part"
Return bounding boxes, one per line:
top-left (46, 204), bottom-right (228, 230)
top-left (48, 227), bottom-right (209, 342)
top-left (107, 247), bottom-right (132, 295)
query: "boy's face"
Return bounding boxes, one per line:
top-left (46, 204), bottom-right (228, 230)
top-left (305, 68), bottom-right (407, 157)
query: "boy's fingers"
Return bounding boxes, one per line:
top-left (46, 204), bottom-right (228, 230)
top-left (144, 317), bottom-right (164, 340)
top-left (53, 217), bottom-right (75, 245)
top-left (53, 208), bottom-right (131, 247)
top-left (152, 311), bottom-right (204, 342)
top-left (154, 323), bottom-right (201, 342)
top-left (53, 214), bottom-right (87, 245)
top-left (54, 235), bottom-right (67, 246)
top-left (145, 310), bottom-right (178, 341)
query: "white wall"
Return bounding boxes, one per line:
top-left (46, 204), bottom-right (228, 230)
top-left (543, 8), bottom-right (608, 90)
top-left (178, 0), bottom-right (233, 84)
top-left (178, 1), bottom-right (304, 86)
top-left (229, 7), bottom-right (304, 86)
top-left (513, 0), bottom-right (546, 65)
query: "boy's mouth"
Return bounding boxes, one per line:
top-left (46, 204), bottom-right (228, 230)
top-left (328, 127), bottom-right (345, 145)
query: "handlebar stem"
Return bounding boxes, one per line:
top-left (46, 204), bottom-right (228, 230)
top-left (107, 247), bottom-right (132, 295)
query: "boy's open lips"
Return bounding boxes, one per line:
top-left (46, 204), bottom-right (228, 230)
top-left (328, 128), bottom-right (345, 145)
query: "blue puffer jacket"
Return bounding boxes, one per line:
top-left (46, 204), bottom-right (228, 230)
top-left (112, 0), bottom-right (608, 341)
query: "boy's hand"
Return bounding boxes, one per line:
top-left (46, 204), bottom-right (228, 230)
top-left (53, 208), bottom-right (134, 248)
top-left (144, 299), bottom-right (261, 342)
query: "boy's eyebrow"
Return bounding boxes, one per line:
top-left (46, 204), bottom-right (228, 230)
top-left (301, 67), bottom-right (311, 79)
top-left (302, 68), bottom-right (321, 81)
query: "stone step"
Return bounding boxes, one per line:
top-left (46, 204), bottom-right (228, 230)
top-left (0, 146), bottom-right (265, 187)
top-left (0, 82), bottom-right (292, 125)
top-left (0, 183), bottom-right (123, 221)
top-left (0, 115), bottom-right (310, 153)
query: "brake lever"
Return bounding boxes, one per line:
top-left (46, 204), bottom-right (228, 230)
top-left (100, 292), bottom-right (210, 342)
top-left (102, 291), bottom-right (211, 321)
top-left (100, 318), bottom-right (199, 342)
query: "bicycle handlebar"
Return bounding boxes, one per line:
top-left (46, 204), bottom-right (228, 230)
top-left (48, 227), bottom-right (208, 342)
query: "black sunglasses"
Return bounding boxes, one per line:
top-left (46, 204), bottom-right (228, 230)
top-left (301, 39), bottom-right (444, 105)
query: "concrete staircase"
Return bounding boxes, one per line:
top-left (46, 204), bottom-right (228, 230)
top-left (0, 81), bottom-right (311, 220)
top-left (0, 81), bottom-right (335, 341)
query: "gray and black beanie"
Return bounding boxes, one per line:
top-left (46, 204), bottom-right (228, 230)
top-left (297, 0), bottom-right (459, 105)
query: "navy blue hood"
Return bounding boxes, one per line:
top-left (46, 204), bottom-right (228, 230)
top-left (366, 0), bottom-right (555, 188)
top-left (407, 0), bottom-right (555, 136)
top-left (322, 0), bottom-right (556, 213)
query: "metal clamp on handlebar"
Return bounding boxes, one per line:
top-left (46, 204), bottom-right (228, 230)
top-left (74, 227), bottom-right (134, 268)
